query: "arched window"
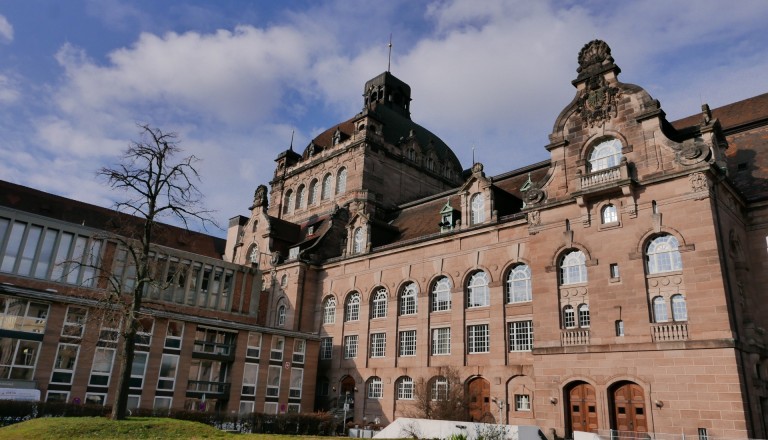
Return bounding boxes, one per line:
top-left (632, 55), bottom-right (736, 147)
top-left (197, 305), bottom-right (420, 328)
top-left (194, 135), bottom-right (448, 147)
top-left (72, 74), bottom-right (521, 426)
top-left (283, 190), bottom-right (293, 214)
top-left (467, 271), bottom-right (490, 308)
top-left (336, 167), bottom-right (347, 195)
top-left (321, 174), bottom-right (332, 200)
top-left (563, 305), bottom-right (576, 328)
top-left (277, 304), bottom-right (286, 327)
top-left (371, 288), bottom-right (388, 319)
top-left (345, 292), bottom-right (360, 322)
top-left (671, 294), bottom-right (688, 321)
top-left (323, 297), bottom-right (336, 324)
top-left (308, 179), bottom-right (319, 205)
top-left (295, 185), bottom-right (305, 210)
top-left (602, 204), bottom-right (618, 224)
top-left (647, 235), bottom-right (683, 274)
top-left (588, 138), bottom-right (623, 172)
top-left (400, 282), bottom-right (418, 315)
top-left (506, 264), bottom-right (531, 303)
top-left (368, 376), bottom-right (383, 399)
top-left (248, 244), bottom-right (259, 266)
top-left (431, 376), bottom-right (448, 401)
top-left (578, 304), bottom-right (590, 328)
top-left (396, 376), bottom-right (414, 400)
top-left (560, 250), bottom-right (587, 285)
top-left (470, 193), bottom-right (485, 225)
top-left (431, 277), bottom-right (451, 312)
top-left (653, 296), bottom-right (668, 322)
top-left (353, 227), bottom-right (364, 254)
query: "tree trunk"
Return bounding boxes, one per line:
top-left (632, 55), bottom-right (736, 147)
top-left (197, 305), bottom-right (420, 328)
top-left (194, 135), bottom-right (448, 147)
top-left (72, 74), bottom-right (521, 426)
top-left (111, 305), bottom-right (139, 420)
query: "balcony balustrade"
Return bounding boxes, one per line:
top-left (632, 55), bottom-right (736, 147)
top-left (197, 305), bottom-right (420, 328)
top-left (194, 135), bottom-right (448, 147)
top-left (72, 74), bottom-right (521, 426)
top-left (651, 322), bottom-right (689, 342)
top-left (561, 329), bottom-right (590, 346)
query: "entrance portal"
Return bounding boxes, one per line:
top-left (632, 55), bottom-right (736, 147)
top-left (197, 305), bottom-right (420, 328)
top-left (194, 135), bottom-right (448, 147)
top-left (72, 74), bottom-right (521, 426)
top-left (567, 382), bottom-right (599, 435)
top-left (468, 377), bottom-right (492, 422)
top-left (611, 382), bottom-right (648, 434)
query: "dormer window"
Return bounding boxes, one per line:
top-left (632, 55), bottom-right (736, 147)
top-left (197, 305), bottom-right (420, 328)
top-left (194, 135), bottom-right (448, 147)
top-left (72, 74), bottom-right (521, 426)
top-left (332, 129), bottom-right (342, 146)
top-left (353, 227), bottom-right (365, 254)
top-left (470, 193), bottom-right (485, 225)
top-left (439, 201), bottom-right (456, 233)
top-left (588, 138), bottom-right (623, 172)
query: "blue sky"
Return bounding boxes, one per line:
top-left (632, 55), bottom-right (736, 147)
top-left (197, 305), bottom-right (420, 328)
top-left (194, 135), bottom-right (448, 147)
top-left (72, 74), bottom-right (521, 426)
top-left (1, 0), bottom-right (767, 235)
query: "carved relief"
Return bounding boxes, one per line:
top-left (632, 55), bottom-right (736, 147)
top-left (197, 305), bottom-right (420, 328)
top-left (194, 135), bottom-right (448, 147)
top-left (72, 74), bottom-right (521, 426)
top-left (689, 173), bottom-right (710, 193)
top-left (528, 211), bottom-right (541, 226)
top-left (252, 184), bottom-right (268, 209)
top-left (576, 75), bottom-right (621, 128)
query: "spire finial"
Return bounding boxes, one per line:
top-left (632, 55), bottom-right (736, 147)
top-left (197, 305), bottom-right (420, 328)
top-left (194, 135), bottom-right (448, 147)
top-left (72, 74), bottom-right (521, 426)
top-left (472, 145), bottom-right (475, 165)
top-left (387, 34), bottom-right (393, 72)
top-left (289, 130), bottom-right (295, 151)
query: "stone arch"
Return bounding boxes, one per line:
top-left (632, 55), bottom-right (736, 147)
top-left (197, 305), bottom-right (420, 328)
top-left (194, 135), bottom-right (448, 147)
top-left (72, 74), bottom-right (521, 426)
top-left (579, 131), bottom-right (630, 163)
top-left (607, 380), bottom-right (648, 434)
top-left (634, 225), bottom-right (690, 256)
top-left (466, 376), bottom-right (493, 423)
top-left (507, 374), bottom-right (535, 420)
top-left (564, 379), bottom-right (599, 436)
top-left (550, 243), bottom-right (594, 269)
top-left (460, 265), bottom-right (495, 286)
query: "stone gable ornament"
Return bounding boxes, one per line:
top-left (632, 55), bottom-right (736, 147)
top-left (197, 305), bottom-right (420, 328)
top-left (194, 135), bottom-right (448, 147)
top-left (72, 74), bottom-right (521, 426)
top-left (575, 40), bottom-right (621, 128)
top-left (251, 184), bottom-right (268, 209)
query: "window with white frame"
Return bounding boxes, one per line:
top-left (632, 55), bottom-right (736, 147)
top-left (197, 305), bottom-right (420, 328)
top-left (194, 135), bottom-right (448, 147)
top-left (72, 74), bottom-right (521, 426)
top-left (85, 393), bottom-right (107, 406)
top-left (400, 282), bottom-right (418, 315)
top-left (135, 317), bottom-right (153, 347)
top-left (266, 365), bottom-right (282, 397)
top-left (51, 343), bottom-right (79, 384)
top-left (336, 168), bottom-right (347, 195)
top-left (672, 294), bottom-right (688, 321)
top-left (653, 297), bottom-right (668, 322)
top-left (320, 337), bottom-right (333, 360)
top-left (154, 396), bottom-right (173, 412)
top-left (506, 265), bottom-right (531, 303)
top-left (88, 347), bottom-right (115, 386)
top-left (399, 330), bottom-right (416, 356)
top-left (292, 339), bottom-right (306, 364)
top-left (322, 174), bottom-right (332, 200)
top-left (127, 395), bottom-right (140, 411)
top-left (344, 335), bottom-right (358, 359)
top-left (164, 320), bottom-right (183, 349)
top-left (560, 250), bottom-right (587, 285)
top-left (371, 288), bottom-right (388, 318)
top-left (353, 227), bottom-right (364, 254)
top-left (368, 376), bottom-right (383, 399)
top-left (563, 305), bottom-right (576, 329)
top-left (370, 332), bottom-right (386, 358)
top-left (289, 368), bottom-right (303, 398)
top-left (515, 394), bottom-right (531, 411)
top-left (239, 401), bottom-right (255, 415)
top-left (270, 336), bottom-right (285, 361)
top-left (431, 376), bottom-right (448, 401)
top-left (46, 391), bottom-right (68, 403)
top-left (323, 297), bottom-right (336, 324)
top-left (246, 332), bottom-right (262, 358)
top-left (241, 363), bottom-right (259, 396)
top-left (345, 292), bottom-right (360, 321)
top-left (288, 403), bottom-right (300, 413)
top-left (62, 306), bottom-right (87, 338)
top-left (467, 324), bottom-right (490, 353)
top-left (467, 271), bottom-right (490, 308)
top-left (263, 402), bottom-right (278, 414)
top-left (508, 321), bottom-right (533, 352)
top-left (432, 327), bottom-right (451, 355)
top-left (588, 138), bottom-right (623, 172)
top-left (470, 193), bottom-right (485, 225)
top-left (397, 376), bottom-right (414, 399)
top-left (431, 277), bottom-right (451, 312)
top-left (0, 338), bottom-right (39, 380)
top-left (647, 235), bottom-right (683, 274)
top-left (277, 304), bottom-right (287, 327)
top-left (602, 204), bottom-right (618, 224)
top-left (578, 304), bottom-right (590, 327)
top-left (130, 351), bottom-right (148, 389)
top-left (157, 354), bottom-right (179, 390)
top-left (0, 296), bottom-right (49, 334)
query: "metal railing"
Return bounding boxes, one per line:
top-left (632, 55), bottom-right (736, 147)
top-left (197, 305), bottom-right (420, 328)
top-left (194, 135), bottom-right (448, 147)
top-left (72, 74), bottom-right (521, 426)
top-left (186, 380), bottom-right (231, 394)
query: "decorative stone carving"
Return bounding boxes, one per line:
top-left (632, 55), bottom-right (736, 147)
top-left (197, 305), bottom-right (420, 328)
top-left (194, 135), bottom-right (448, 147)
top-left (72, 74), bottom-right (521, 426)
top-left (528, 211), bottom-right (541, 226)
top-left (577, 40), bottom-right (614, 76)
top-left (576, 75), bottom-right (621, 128)
top-left (524, 188), bottom-right (545, 206)
top-left (689, 172), bottom-right (709, 193)
top-left (252, 184), bottom-right (268, 209)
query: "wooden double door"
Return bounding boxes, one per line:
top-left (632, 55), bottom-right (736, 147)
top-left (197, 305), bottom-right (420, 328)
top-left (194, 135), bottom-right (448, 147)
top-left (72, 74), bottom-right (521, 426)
top-left (567, 382), bottom-right (647, 436)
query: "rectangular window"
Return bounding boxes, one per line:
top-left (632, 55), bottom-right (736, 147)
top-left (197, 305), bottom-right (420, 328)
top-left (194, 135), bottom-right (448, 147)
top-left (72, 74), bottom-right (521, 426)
top-left (88, 347), bottom-right (115, 387)
top-left (62, 306), bottom-right (88, 338)
top-left (193, 326), bottom-right (236, 356)
top-left (99, 313), bottom-right (121, 345)
top-left (431, 328), bottom-right (451, 355)
top-left (0, 296), bottom-right (49, 334)
top-left (287, 403), bottom-right (300, 413)
top-left (292, 339), bottom-right (305, 364)
top-left (154, 396), bottom-right (172, 412)
top-left (610, 263), bottom-right (620, 279)
top-left (263, 402), bottom-right (278, 414)
top-left (164, 320), bottom-right (183, 349)
top-left (0, 338), bottom-right (39, 380)
top-left (266, 365), bottom-right (281, 397)
top-left (270, 336), bottom-right (285, 361)
top-left (130, 352), bottom-right (148, 389)
top-left (46, 391), bottom-right (69, 403)
top-left (615, 320), bottom-right (624, 337)
top-left (467, 324), bottom-right (489, 354)
top-left (239, 401), bottom-right (255, 415)
top-left (320, 337), bottom-right (333, 360)
top-left (508, 321), bottom-right (533, 352)
top-left (242, 363), bottom-right (259, 396)
top-left (344, 335), bottom-right (358, 359)
top-left (289, 367), bottom-right (303, 398)
top-left (370, 332), bottom-right (386, 358)
top-left (127, 395), bottom-right (140, 410)
top-left (1, 221), bottom-right (26, 273)
top-left (515, 394), bottom-right (531, 411)
top-left (246, 332), bottom-right (262, 358)
top-left (157, 354), bottom-right (179, 390)
top-left (135, 317), bottom-right (154, 347)
top-left (51, 343), bottom-right (79, 384)
top-left (399, 330), bottom-right (416, 356)
top-left (85, 393), bottom-right (107, 406)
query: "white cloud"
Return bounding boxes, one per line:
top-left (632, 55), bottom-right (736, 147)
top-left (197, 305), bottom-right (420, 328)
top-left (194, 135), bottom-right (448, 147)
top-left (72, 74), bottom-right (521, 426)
top-left (0, 74), bottom-right (20, 104)
top-left (0, 14), bottom-right (13, 43)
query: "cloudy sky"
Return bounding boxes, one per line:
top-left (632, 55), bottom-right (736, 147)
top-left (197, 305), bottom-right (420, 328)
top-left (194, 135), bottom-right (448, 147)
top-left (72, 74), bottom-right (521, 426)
top-left (1, 0), bottom-right (767, 236)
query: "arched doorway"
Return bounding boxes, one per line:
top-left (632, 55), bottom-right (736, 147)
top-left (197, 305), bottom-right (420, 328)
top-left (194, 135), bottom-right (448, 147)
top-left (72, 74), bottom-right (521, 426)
top-left (611, 382), bottom-right (648, 434)
top-left (566, 381), bottom-right (598, 435)
top-left (468, 377), bottom-right (493, 422)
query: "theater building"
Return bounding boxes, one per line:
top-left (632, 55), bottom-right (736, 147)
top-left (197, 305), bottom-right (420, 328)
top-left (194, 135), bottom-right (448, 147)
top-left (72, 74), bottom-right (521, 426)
top-left (225, 40), bottom-right (768, 438)
top-left (0, 180), bottom-right (318, 415)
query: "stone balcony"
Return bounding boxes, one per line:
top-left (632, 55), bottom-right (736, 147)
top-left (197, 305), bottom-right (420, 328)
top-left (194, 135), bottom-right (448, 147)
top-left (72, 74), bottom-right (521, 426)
top-left (651, 322), bottom-right (689, 342)
top-left (561, 329), bottom-right (590, 346)
top-left (575, 160), bottom-right (631, 194)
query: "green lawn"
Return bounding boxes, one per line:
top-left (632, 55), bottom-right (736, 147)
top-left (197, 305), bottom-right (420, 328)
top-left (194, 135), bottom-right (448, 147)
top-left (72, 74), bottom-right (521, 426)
top-left (0, 417), bottom-right (336, 440)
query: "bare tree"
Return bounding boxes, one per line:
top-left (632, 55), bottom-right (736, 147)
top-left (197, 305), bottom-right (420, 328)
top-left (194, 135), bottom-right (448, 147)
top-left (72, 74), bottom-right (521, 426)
top-left (98, 124), bottom-right (215, 420)
top-left (407, 367), bottom-right (470, 422)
